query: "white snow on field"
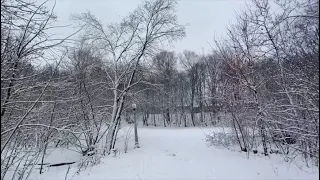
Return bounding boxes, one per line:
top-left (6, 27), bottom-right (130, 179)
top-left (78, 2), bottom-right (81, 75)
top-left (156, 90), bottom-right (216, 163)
top-left (28, 126), bottom-right (318, 180)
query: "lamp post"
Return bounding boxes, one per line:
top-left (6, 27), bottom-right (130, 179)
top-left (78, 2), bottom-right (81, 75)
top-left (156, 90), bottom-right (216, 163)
top-left (132, 103), bottom-right (140, 148)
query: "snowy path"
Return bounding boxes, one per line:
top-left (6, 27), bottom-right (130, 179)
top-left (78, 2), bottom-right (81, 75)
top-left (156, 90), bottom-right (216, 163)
top-left (72, 127), bottom-right (318, 180)
top-left (31, 127), bottom-right (318, 180)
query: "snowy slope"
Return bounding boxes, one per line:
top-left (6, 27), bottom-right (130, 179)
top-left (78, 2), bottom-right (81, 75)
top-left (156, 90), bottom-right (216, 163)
top-left (29, 126), bottom-right (318, 180)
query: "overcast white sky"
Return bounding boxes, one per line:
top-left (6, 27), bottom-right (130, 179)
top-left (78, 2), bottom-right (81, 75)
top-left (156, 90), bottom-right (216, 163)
top-left (50, 0), bottom-right (248, 55)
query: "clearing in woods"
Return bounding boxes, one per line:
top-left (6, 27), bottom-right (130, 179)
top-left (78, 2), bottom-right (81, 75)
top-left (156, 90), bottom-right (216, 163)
top-left (31, 127), bottom-right (318, 180)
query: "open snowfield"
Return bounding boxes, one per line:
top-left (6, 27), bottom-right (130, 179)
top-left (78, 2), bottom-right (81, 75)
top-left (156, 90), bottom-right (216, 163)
top-left (26, 126), bottom-right (318, 180)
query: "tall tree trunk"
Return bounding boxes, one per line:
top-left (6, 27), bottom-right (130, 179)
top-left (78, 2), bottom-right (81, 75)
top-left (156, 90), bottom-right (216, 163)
top-left (175, 108), bottom-right (179, 127)
top-left (199, 75), bottom-right (204, 125)
top-left (253, 89), bottom-right (268, 156)
top-left (190, 94), bottom-right (195, 126)
top-left (109, 93), bottom-right (126, 153)
top-left (260, 119), bottom-right (268, 156)
top-left (166, 108), bottom-right (170, 126)
top-left (163, 113), bottom-right (166, 127)
top-left (111, 115), bottom-right (122, 150)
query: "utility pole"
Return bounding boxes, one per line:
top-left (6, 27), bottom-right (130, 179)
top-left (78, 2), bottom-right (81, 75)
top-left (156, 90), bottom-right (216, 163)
top-left (132, 103), bottom-right (140, 148)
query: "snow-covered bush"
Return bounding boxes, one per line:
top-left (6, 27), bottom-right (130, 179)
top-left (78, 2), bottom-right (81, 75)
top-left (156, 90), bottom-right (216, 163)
top-left (206, 131), bottom-right (239, 149)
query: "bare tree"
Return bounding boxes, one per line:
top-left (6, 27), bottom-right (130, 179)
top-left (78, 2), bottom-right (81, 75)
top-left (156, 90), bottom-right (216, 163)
top-left (152, 50), bottom-right (178, 126)
top-left (179, 50), bottom-right (200, 126)
top-left (73, 0), bottom-right (185, 154)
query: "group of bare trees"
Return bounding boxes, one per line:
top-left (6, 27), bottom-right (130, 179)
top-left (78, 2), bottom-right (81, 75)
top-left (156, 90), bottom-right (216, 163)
top-left (135, 0), bottom-right (319, 167)
top-left (1, 0), bottom-right (318, 179)
top-left (71, 0), bottom-right (185, 155)
top-left (0, 0), bottom-right (74, 178)
top-left (216, 0), bottom-right (319, 166)
top-left (1, 0), bottom-right (185, 179)
top-left (133, 50), bottom-right (215, 127)
top-left (201, 0), bottom-right (318, 167)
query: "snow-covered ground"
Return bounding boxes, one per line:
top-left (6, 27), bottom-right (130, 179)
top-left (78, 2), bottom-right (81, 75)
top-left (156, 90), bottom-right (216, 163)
top-left (28, 126), bottom-right (318, 180)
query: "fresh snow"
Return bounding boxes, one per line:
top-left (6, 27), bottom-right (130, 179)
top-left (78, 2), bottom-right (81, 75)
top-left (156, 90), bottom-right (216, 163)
top-left (28, 126), bottom-right (318, 180)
